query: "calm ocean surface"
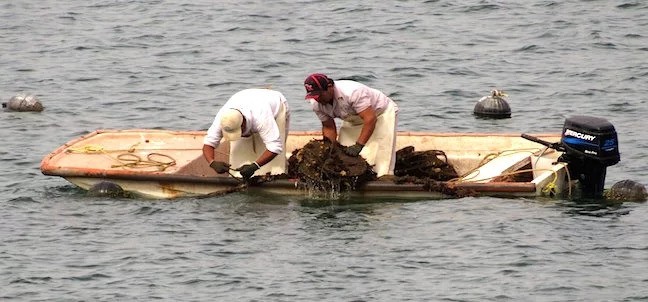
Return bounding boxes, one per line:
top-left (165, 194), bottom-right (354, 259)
top-left (2, 1), bottom-right (648, 301)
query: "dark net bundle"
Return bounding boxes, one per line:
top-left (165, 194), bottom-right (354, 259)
top-left (288, 139), bottom-right (377, 192)
top-left (394, 146), bottom-right (459, 181)
top-left (393, 146), bottom-right (474, 197)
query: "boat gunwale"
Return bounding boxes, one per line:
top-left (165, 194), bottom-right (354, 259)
top-left (45, 170), bottom-right (537, 194)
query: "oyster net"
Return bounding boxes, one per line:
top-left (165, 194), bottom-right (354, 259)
top-left (287, 139), bottom-right (376, 196)
top-left (287, 140), bottom-right (469, 197)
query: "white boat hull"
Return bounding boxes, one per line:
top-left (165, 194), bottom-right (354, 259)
top-left (41, 129), bottom-right (571, 199)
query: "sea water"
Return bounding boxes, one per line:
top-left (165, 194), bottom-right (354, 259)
top-left (1, 1), bottom-right (647, 301)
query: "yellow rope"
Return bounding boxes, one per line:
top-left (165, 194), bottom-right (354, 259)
top-left (111, 153), bottom-right (176, 171)
top-left (65, 144), bottom-right (177, 172)
top-left (540, 168), bottom-right (558, 196)
top-left (66, 144), bottom-right (107, 154)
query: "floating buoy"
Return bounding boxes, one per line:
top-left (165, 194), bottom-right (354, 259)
top-left (87, 181), bottom-right (126, 198)
top-left (473, 90), bottom-right (511, 119)
top-left (605, 179), bottom-right (647, 202)
top-left (2, 93), bottom-right (44, 112)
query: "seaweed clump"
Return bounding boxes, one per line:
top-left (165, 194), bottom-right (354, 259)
top-left (288, 139), bottom-right (376, 194)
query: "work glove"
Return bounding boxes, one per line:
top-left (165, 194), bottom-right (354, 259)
top-left (209, 161), bottom-right (230, 174)
top-left (237, 162), bottom-right (260, 180)
top-left (343, 142), bottom-right (364, 157)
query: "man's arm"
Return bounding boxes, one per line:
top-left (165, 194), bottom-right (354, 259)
top-left (356, 107), bottom-right (377, 145)
top-left (255, 150), bottom-right (278, 167)
top-left (322, 118), bottom-right (338, 143)
top-left (202, 144), bottom-right (216, 163)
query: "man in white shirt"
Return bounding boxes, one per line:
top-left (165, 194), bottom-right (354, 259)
top-left (203, 88), bottom-right (290, 180)
top-left (303, 73), bottom-right (398, 177)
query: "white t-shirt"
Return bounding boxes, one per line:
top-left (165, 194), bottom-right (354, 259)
top-left (203, 89), bottom-right (288, 154)
top-left (310, 80), bottom-right (397, 122)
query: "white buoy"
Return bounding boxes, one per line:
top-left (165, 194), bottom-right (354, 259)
top-left (2, 93), bottom-right (44, 112)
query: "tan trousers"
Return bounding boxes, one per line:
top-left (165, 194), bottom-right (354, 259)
top-left (338, 101), bottom-right (397, 177)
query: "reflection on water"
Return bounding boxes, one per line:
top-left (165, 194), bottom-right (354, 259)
top-left (557, 199), bottom-right (632, 217)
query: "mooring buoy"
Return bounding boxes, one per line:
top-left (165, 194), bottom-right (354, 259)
top-left (87, 181), bottom-right (126, 198)
top-left (474, 90), bottom-right (511, 119)
top-left (605, 179), bottom-right (647, 202)
top-left (2, 93), bottom-right (44, 112)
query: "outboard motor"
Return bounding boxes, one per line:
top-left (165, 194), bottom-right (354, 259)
top-left (558, 115), bottom-right (620, 199)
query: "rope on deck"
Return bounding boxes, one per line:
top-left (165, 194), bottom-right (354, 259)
top-left (65, 143), bottom-right (177, 172)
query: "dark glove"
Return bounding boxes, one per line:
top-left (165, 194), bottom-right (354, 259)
top-left (210, 161), bottom-right (230, 174)
top-left (237, 162), bottom-right (260, 180)
top-left (343, 142), bottom-right (364, 157)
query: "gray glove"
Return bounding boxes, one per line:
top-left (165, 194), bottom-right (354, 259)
top-left (343, 142), bottom-right (364, 157)
top-left (237, 162), bottom-right (260, 180)
top-left (210, 161), bottom-right (230, 174)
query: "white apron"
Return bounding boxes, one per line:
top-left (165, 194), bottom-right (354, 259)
top-left (338, 101), bottom-right (397, 177)
top-left (228, 102), bottom-right (289, 177)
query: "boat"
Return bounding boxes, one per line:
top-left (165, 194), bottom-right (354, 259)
top-left (40, 116), bottom-right (620, 200)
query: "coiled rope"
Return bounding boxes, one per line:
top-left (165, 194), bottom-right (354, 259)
top-left (66, 143), bottom-right (176, 172)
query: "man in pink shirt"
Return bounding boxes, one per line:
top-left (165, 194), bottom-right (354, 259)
top-left (304, 73), bottom-right (398, 177)
top-left (203, 88), bottom-right (290, 180)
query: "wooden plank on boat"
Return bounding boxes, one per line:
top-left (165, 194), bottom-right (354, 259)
top-left (461, 152), bottom-right (532, 183)
top-left (491, 156), bottom-right (533, 182)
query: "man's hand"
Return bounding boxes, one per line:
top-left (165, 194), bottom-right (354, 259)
top-left (209, 161), bottom-right (230, 174)
top-left (237, 162), bottom-right (260, 180)
top-left (343, 142), bottom-right (364, 157)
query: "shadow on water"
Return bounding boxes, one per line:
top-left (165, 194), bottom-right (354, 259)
top-left (292, 198), bottom-right (400, 232)
top-left (245, 188), bottom-right (430, 208)
top-left (43, 184), bottom-right (138, 200)
top-left (240, 190), bottom-right (406, 222)
top-left (556, 198), bottom-right (633, 217)
top-left (42, 184), bottom-right (89, 199)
